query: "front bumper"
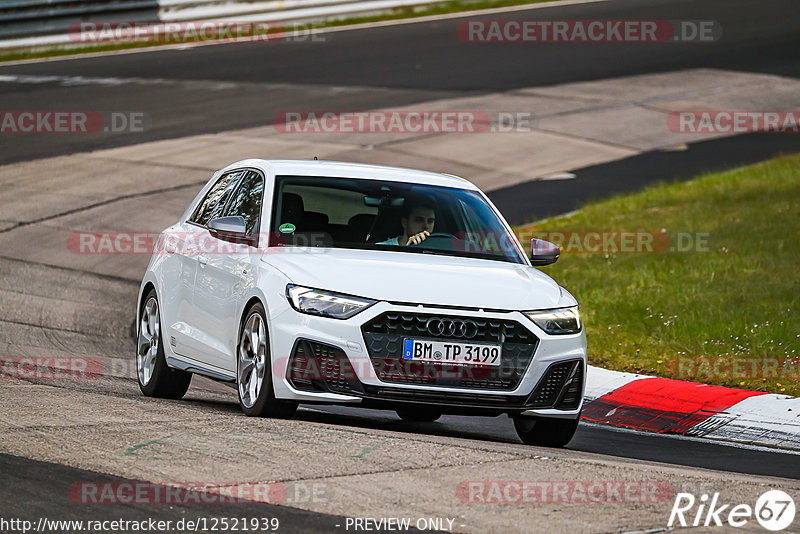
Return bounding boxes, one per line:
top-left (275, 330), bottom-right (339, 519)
top-left (269, 300), bottom-right (586, 417)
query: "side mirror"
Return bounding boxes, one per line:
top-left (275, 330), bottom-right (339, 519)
top-left (208, 216), bottom-right (247, 240)
top-left (530, 238), bottom-right (560, 266)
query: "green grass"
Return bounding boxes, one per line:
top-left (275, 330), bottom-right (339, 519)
top-left (517, 154), bottom-right (800, 396)
top-left (0, 0), bottom-right (550, 63)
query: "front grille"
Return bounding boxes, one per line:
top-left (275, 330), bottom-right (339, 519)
top-left (361, 312), bottom-right (538, 390)
top-left (526, 360), bottom-right (583, 408)
top-left (286, 339), bottom-right (364, 395)
top-left (362, 312), bottom-right (536, 343)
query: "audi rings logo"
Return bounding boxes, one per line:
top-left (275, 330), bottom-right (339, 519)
top-left (426, 318), bottom-right (479, 339)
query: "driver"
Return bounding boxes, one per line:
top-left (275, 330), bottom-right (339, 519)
top-left (378, 196), bottom-right (436, 246)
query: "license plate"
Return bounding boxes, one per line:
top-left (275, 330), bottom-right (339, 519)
top-left (402, 338), bottom-right (501, 366)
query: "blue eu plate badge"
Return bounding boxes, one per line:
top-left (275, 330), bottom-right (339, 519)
top-left (403, 339), bottom-right (414, 360)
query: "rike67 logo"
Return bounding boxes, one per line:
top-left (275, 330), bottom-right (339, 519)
top-left (669, 490), bottom-right (796, 531)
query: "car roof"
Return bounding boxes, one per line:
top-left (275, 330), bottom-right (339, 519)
top-left (221, 159), bottom-right (480, 190)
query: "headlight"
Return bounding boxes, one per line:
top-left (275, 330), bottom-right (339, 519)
top-left (286, 285), bottom-right (376, 320)
top-left (524, 306), bottom-right (581, 334)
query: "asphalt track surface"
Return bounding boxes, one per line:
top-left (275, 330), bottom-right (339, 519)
top-left (0, 0), bottom-right (799, 165)
top-left (494, 131), bottom-right (800, 224)
top-left (3, 408), bottom-right (798, 532)
top-left (2, 0), bottom-right (800, 530)
top-left (0, 454), bottom-right (358, 534)
top-left (307, 406), bottom-right (800, 480)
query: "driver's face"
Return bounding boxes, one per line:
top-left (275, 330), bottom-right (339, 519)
top-left (402, 207), bottom-right (435, 236)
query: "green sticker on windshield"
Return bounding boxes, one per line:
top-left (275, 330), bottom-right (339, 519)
top-left (279, 223), bottom-right (296, 234)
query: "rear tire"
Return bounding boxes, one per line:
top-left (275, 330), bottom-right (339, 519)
top-left (396, 407), bottom-right (442, 422)
top-left (136, 290), bottom-right (192, 399)
top-left (513, 413), bottom-right (580, 447)
top-left (237, 303), bottom-right (298, 419)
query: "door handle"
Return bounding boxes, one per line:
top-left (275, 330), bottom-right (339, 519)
top-left (198, 255), bottom-right (209, 267)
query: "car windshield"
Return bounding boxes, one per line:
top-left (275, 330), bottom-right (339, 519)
top-left (269, 175), bottom-right (527, 264)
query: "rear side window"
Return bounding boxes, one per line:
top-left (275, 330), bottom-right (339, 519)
top-left (191, 171), bottom-right (241, 226)
top-left (224, 170), bottom-right (264, 236)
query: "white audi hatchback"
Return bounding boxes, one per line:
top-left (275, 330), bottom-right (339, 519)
top-left (136, 160), bottom-right (586, 447)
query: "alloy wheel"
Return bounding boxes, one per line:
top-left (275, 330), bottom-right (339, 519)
top-left (137, 297), bottom-right (160, 386)
top-left (238, 312), bottom-right (267, 408)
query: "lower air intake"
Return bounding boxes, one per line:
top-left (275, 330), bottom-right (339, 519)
top-left (286, 339), bottom-right (364, 395)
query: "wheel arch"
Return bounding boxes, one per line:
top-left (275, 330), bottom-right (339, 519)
top-left (238, 281), bottom-right (271, 325)
top-left (243, 295), bottom-right (264, 313)
top-left (138, 281), bottom-right (157, 318)
top-left (237, 292), bottom-right (270, 348)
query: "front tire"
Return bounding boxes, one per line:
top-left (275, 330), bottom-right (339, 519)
top-left (237, 303), bottom-right (298, 418)
top-left (513, 413), bottom-right (580, 448)
top-left (137, 290), bottom-right (192, 399)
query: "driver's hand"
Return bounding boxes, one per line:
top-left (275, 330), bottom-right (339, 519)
top-left (406, 231), bottom-right (430, 246)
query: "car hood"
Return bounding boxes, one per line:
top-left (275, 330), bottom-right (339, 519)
top-left (261, 248), bottom-right (566, 310)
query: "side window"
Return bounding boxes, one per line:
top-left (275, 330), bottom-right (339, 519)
top-left (191, 171), bottom-right (241, 226)
top-left (224, 170), bottom-right (264, 236)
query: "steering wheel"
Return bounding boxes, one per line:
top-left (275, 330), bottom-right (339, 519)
top-left (408, 232), bottom-right (456, 250)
